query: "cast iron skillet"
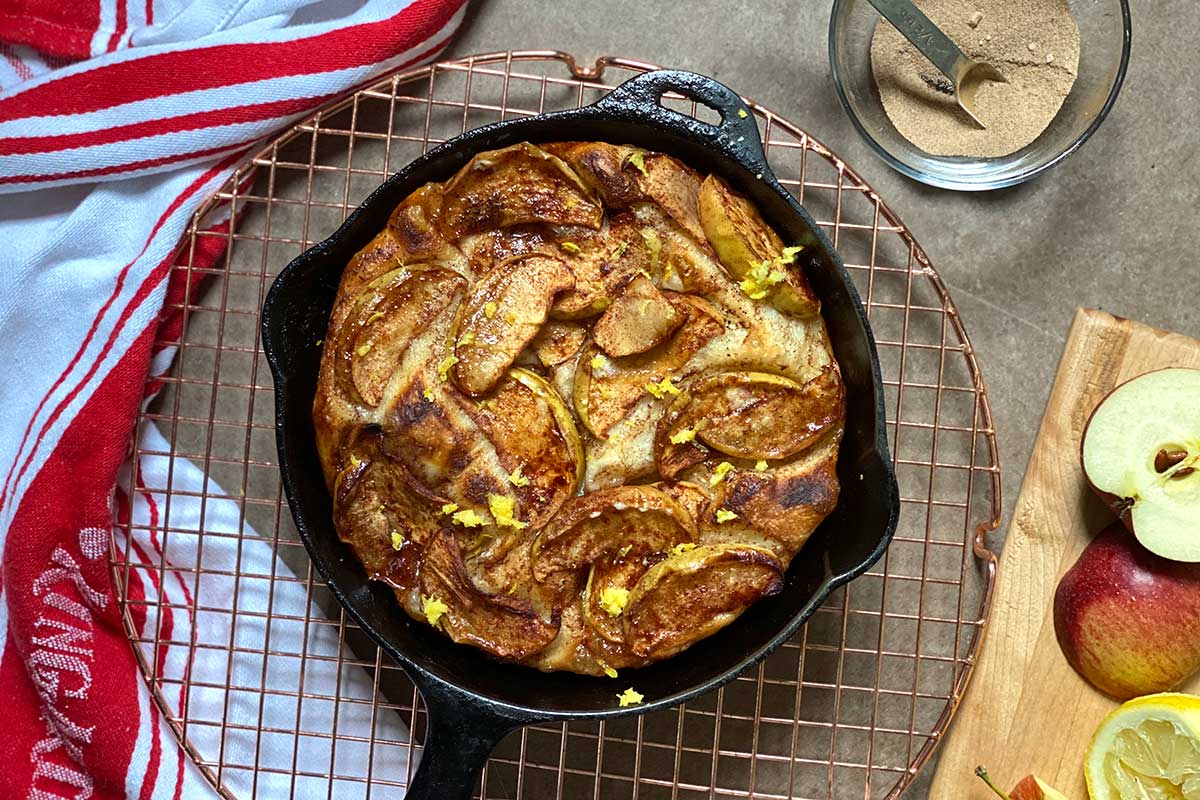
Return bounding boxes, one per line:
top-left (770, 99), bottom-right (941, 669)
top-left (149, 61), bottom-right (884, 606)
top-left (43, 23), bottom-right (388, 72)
top-left (262, 70), bottom-right (899, 800)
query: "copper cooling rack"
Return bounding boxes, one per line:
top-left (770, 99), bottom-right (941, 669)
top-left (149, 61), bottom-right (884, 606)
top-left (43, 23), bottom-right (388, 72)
top-left (110, 51), bottom-right (1002, 799)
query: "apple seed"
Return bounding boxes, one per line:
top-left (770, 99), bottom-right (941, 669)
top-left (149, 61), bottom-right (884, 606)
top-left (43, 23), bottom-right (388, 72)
top-left (1155, 448), bottom-right (1188, 473)
top-left (1173, 466), bottom-right (1196, 480)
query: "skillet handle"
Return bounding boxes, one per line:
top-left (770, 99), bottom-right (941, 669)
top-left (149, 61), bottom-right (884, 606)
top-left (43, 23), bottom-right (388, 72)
top-left (406, 677), bottom-right (524, 800)
top-left (592, 69), bottom-right (770, 172)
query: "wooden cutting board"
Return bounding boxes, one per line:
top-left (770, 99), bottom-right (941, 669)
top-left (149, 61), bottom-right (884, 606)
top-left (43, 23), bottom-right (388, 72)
top-left (929, 308), bottom-right (1200, 799)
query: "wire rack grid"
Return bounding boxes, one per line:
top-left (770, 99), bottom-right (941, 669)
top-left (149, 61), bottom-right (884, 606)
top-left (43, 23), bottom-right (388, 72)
top-left (109, 50), bottom-right (1002, 800)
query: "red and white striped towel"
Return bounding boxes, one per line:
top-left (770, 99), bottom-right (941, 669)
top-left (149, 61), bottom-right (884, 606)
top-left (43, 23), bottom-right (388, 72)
top-left (0, 1), bottom-right (467, 797)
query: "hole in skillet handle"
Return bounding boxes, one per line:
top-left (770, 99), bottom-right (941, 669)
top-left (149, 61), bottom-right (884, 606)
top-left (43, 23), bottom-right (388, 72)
top-left (591, 69), bottom-right (770, 174)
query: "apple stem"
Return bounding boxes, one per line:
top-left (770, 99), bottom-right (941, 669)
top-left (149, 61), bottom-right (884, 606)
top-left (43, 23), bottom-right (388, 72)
top-left (975, 766), bottom-right (1012, 800)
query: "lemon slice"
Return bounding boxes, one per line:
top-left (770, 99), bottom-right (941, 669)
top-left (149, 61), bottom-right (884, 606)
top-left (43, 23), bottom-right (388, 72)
top-left (1085, 693), bottom-right (1200, 800)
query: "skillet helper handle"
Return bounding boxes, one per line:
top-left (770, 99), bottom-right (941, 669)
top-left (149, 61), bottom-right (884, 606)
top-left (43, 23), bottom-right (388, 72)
top-left (593, 69), bottom-right (769, 171)
top-left (405, 679), bottom-right (521, 800)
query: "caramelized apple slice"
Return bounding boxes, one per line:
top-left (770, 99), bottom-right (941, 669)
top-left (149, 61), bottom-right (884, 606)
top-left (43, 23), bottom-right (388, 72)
top-left (461, 225), bottom-right (555, 278)
top-left (531, 485), bottom-right (697, 581)
top-left (529, 319), bottom-right (586, 367)
top-left (334, 267), bottom-right (467, 406)
top-left (581, 551), bottom-right (650, 644)
top-left (635, 151), bottom-right (707, 243)
top-left (459, 368), bottom-right (583, 531)
top-left (451, 254), bottom-right (574, 395)
top-left (698, 174), bottom-right (819, 317)
top-left (550, 213), bottom-right (654, 319)
top-left (623, 543), bottom-right (783, 659)
top-left (439, 143), bottom-right (602, 238)
top-left (332, 436), bottom-right (441, 578)
top-left (419, 533), bottom-right (559, 660)
top-left (593, 275), bottom-right (684, 357)
top-left (712, 433), bottom-right (842, 556)
top-left (574, 295), bottom-right (725, 437)
top-left (656, 369), bottom-right (843, 472)
top-left (387, 183), bottom-right (459, 263)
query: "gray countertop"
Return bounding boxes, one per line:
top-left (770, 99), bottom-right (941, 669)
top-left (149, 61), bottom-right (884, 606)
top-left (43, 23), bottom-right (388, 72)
top-left (448, 0), bottom-right (1197, 538)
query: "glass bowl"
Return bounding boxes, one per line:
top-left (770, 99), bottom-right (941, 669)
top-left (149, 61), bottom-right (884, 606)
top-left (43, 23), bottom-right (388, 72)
top-left (828, 0), bottom-right (1131, 190)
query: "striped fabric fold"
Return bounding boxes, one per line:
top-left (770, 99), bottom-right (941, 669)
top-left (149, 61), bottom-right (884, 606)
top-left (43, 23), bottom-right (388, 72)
top-left (0, 1), bottom-right (467, 796)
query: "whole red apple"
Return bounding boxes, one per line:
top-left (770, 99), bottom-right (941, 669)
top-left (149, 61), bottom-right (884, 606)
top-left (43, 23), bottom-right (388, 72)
top-left (1054, 524), bottom-right (1200, 700)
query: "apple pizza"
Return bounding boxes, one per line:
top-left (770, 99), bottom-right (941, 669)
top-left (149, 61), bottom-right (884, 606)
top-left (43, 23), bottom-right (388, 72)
top-left (313, 142), bottom-right (845, 675)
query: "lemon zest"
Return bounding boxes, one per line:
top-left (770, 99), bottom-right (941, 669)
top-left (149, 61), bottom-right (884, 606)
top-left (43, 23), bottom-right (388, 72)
top-left (617, 543), bottom-right (633, 558)
top-left (590, 354), bottom-right (610, 372)
top-left (669, 427), bottom-right (697, 445)
top-left (755, 459), bottom-right (768, 471)
top-left (451, 508), bottom-right (484, 528)
top-left (709, 461), bottom-right (735, 486)
top-left (610, 240), bottom-right (628, 260)
top-left (671, 542), bottom-right (696, 556)
top-left (737, 108), bottom-right (749, 119)
top-left (437, 354), bottom-right (458, 382)
top-left (484, 301), bottom-right (497, 319)
top-left (508, 466), bottom-right (531, 487)
top-left (599, 586), bottom-right (630, 617)
top-left (560, 241), bottom-right (581, 254)
top-left (617, 687), bottom-right (644, 707)
top-left (780, 245), bottom-right (804, 262)
top-left (458, 330), bottom-right (476, 347)
top-left (739, 257), bottom-right (787, 301)
top-left (423, 387), bottom-right (435, 401)
top-left (356, 343), bottom-right (373, 357)
top-left (716, 509), bottom-right (739, 524)
top-left (600, 662), bottom-right (618, 679)
top-left (421, 595), bottom-right (449, 627)
top-left (488, 494), bottom-right (527, 529)
top-left (348, 454), bottom-right (362, 469)
top-left (645, 375), bottom-right (681, 399)
top-left (640, 227), bottom-right (661, 265)
top-left (390, 531), bottom-right (405, 550)
top-left (627, 151), bottom-right (648, 176)
top-left (314, 338), bottom-right (323, 346)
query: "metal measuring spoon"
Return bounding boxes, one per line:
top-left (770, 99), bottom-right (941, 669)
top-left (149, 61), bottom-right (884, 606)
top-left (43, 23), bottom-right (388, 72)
top-left (867, 0), bottom-right (1007, 128)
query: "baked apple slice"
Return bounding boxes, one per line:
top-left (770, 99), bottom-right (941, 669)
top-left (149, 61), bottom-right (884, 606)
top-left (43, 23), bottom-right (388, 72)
top-left (529, 319), bottom-right (586, 367)
top-left (573, 294), bottom-right (725, 437)
top-left (439, 142), bottom-right (602, 238)
top-left (386, 182), bottom-right (460, 263)
top-left (333, 266), bottom-right (467, 406)
top-left (655, 369), bottom-right (843, 475)
top-left (549, 212), bottom-right (655, 319)
top-left (419, 533), bottom-right (559, 660)
top-left (459, 368), bottom-right (583, 532)
top-left (592, 275), bottom-right (684, 357)
top-left (581, 550), bottom-right (650, 643)
top-left (622, 543), bottom-right (784, 659)
top-left (451, 253), bottom-right (574, 395)
top-left (1082, 368), bottom-right (1200, 562)
top-left (531, 485), bottom-right (697, 581)
top-left (698, 174), bottom-right (819, 318)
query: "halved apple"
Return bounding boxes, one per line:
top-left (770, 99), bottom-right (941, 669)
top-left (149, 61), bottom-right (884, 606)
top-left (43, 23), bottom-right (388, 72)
top-left (698, 174), bottom-right (819, 317)
top-left (439, 143), bottom-right (602, 238)
top-left (593, 275), bottom-right (684, 357)
top-left (573, 295), bottom-right (725, 437)
top-left (622, 543), bottom-right (783, 659)
top-left (418, 533), bottom-right (560, 660)
top-left (655, 369), bottom-right (843, 473)
top-left (333, 266), bottom-right (467, 406)
top-left (451, 253), bottom-right (574, 395)
top-left (1082, 368), bottom-right (1200, 562)
top-left (530, 485), bottom-right (697, 581)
